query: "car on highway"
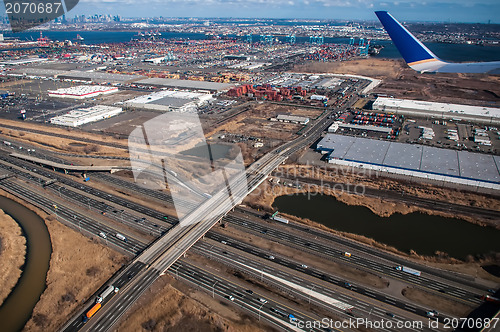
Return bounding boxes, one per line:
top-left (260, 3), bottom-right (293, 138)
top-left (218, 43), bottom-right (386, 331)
top-left (426, 310), bottom-right (439, 317)
top-left (221, 241), bottom-right (228, 245)
top-left (99, 232), bottom-right (107, 239)
top-left (259, 298), bottom-right (268, 304)
top-left (268, 255), bottom-right (275, 260)
top-left (245, 289), bottom-right (253, 294)
top-left (228, 295), bottom-right (235, 301)
top-left (300, 264), bottom-right (308, 268)
top-left (386, 312), bottom-right (395, 318)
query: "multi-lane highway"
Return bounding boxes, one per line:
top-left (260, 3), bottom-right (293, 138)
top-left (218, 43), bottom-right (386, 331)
top-left (0, 98), bottom-right (496, 332)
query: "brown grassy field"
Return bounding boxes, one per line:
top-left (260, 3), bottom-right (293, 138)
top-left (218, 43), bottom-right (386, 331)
top-left (0, 209), bottom-right (26, 307)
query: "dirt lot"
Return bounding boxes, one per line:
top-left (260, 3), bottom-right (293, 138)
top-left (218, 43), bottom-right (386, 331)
top-left (0, 190), bottom-right (127, 332)
top-left (294, 58), bottom-right (500, 107)
top-left (206, 102), bottom-right (319, 141)
top-left (116, 273), bottom-right (271, 332)
top-left (0, 209), bottom-right (26, 307)
top-left (402, 287), bottom-right (473, 317)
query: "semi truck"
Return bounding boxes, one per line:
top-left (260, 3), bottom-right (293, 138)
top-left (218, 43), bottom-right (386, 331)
top-left (96, 285), bottom-right (117, 303)
top-left (116, 233), bottom-right (127, 242)
top-left (272, 216), bottom-right (289, 224)
top-left (85, 303), bottom-right (101, 321)
top-left (395, 265), bottom-right (421, 277)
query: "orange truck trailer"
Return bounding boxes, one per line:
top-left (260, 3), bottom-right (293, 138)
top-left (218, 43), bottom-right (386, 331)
top-left (86, 303), bottom-right (101, 319)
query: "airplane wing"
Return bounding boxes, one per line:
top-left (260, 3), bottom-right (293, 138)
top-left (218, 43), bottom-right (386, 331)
top-left (375, 11), bottom-right (500, 74)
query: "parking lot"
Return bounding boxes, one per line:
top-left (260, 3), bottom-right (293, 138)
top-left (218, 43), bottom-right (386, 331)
top-left (399, 118), bottom-right (500, 155)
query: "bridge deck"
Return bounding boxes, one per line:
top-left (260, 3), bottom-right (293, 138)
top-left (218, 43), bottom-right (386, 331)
top-left (10, 153), bottom-right (130, 172)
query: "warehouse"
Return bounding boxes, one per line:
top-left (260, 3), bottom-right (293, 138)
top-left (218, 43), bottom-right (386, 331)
top-left (144, 57), bottom-right (166, 64)
top-left (125, 90), bottom-right (214, 112)
top-left (373, 97), bottom-right (500, 125)
top-left (50, 105), bottom-right (122, 127)
top-left (328, 122), bottom-right (392, 134)
top-left (317, 134), bottom-right (500, 190)
top-left (48, 85), bottom-right (118, 99)
top-left (134, 78), bottom-right (234, 93)
top-left (0, 58), bottom-right (47, 66)
top-left (272, 114), bottom-right (310, 125)
top-left (59, 70), bottom-right (144, 84)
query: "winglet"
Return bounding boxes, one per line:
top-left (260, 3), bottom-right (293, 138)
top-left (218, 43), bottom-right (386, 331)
top-left (375, 11), bottom-right (439, 68)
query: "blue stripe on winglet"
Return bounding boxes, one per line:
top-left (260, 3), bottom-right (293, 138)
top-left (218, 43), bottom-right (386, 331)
top-left (375, 11), bottom-right (436, 64)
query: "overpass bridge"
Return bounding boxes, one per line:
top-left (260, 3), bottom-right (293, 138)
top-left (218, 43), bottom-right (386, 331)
top-left (70, 112), bottom-right (332, 332)
top-left (59, 99), bottom-right (339, 332)
top-left (10, 153), bottom-right (132, 173)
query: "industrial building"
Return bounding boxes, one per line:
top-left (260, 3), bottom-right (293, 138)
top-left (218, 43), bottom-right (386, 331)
top-left (144, 57), bottom-right (169, 64)
top-left (10, 67), bottom-right (146, 83)
top-left (328, 121), bottom-right (392, 134)
top-left (373, 97), bottom-right (500, 125)
top-left (48, 85), bottom-right (118, 99)
top-left (134, 78), bottom-right (234, 93)
top-left (317, 134), bottom-right (500, 190)
top-left (228, 62), bottom-right (270, 70)
top-left (50, 105), bottom-right (122, 127)
top-left (125, 90), bottom-right (214, 112)
top-left (0, 58), bottom-right (47, 66)
top-left (272, 114), bottom-right (310, 125)
top-left (59, 70), bottom-right (142, 84)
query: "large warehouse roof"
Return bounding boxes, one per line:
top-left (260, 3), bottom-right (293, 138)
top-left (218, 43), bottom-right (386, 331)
top-left (60, 70), bottom-right (144, 83)
top-left (373, 97), bottom-right (500, 124)
top-left (135, 78), bottom-right (234, 92)
top-left (50, 105), bottom-right (122, 127)
top-left (317, 134), bottom-right (500, 188)
top-left (48, 85), bottom-right (118, 99)
top-left (125, 90), bottom-right (213, 112)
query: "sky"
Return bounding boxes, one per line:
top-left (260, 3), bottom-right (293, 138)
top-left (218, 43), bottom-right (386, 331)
top-left (68, 0), bottom-right (500, 23)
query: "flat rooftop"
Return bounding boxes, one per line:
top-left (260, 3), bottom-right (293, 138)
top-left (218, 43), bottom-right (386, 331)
top-left (373, 97), bottom-right (500, 121)
top-left (317, 134), bottom-right (500, 184)
top-left (135, 78), bottom-right (234, 92)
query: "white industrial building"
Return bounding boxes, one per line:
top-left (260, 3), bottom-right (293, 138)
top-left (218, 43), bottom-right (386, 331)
top-left (48, 85), bottom-right (118, 99)
top-left (317, 134), bottom-right (500, 191)
top-left (272, 114), bottom-right (310, 125)
top-left (328, 121), bottom-right (392, 134)
top-left (144, 57), bottom-right (166, 64)
top-left (373, 97), bottom-right (500, 125)
top-left (124, 90), bottom-right (214, 112)
top-left (50, 105), bottom-right (122, 127)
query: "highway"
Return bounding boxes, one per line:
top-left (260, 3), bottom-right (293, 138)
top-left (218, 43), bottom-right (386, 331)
top-left (168, 260), bottom-right (327, 332)
top-left (0, 159), bottom-right (449, 331)
top-left (221, 214), bottom-right (484, 305)
top-left (193, 240), bottom-right (437, 331)
top-left (0, 139), bottom-right (488, 322)
top-left (61, 101), bottom-right (345, 331)
top-left (0, 97), bottom-right (494, 331)
top-left (0, 178), bottom-right (146, 254)
top-left (197, 236), bottom-right (452, 326)
top-left (0, 139), bottom-right (488, 326)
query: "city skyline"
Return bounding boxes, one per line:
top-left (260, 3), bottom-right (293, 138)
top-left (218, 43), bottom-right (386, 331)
top-left (63, 0), bottom-right (500, 24)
